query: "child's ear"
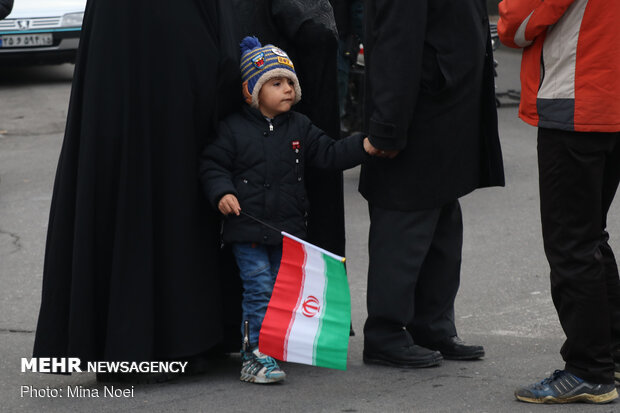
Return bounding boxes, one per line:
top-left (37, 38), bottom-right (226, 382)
top-left (242, 81), bottom-right (252, 105)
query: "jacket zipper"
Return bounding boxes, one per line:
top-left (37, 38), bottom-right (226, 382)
top-left (293, 141), bottom-right (301, 181)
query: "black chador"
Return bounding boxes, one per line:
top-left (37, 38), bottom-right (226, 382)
top-left (33, 0), bottom-right (241, 365)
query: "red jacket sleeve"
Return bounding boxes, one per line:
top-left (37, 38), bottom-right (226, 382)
top-left (498, 0), bottom-right (576, 48)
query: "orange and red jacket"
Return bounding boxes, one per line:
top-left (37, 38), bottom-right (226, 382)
top-left (498, 0), bottom-right (620, 132)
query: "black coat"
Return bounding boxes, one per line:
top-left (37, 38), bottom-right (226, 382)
top-left (360, 0), bottom-right (505, 211)
top-left (0, 0), bottom-right (13, 19)
top-left (201, 105), bottom-right (367, 245)
top-left (33, 0), bottom-right (241, 364)
top-left (230, 0), bottom-right (347, 255)
top-left (329, 0), bottom-right (352, 38)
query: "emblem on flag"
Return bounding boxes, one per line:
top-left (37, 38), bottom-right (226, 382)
top-left (301, 296), bottom-right (320, 318)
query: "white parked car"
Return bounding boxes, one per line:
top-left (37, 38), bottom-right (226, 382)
top-left (0, 0), bottom-right (86, 64)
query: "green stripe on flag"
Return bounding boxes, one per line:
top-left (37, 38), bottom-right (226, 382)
top-left (313, 254), bottom-right (350, 370)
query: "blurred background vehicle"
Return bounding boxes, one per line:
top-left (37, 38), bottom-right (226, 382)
top-left (0, 0), bottom-right (85, 65)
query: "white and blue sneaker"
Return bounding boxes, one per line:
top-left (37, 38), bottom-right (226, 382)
top-left (515, 370), bottom-right (618, 404)
top-left (240, 348), bottom-right (286, 384)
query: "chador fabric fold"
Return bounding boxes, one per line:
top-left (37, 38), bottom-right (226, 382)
top-left (0, 0), bottom-right (13, 20)
top-left (33, 0), bottom-right (242, 366)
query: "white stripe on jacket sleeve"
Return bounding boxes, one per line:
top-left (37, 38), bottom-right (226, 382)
top-left (514, 11), bottom-right (535, 47)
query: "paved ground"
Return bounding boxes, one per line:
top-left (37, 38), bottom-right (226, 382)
top-left (1, 49), bottom-right (619, 412)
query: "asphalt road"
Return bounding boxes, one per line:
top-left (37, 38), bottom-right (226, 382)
top-left (1, 49), bottom-right (619, 412)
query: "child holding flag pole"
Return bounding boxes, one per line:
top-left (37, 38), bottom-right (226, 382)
top-left (200, 36), bottom-right (373, 384)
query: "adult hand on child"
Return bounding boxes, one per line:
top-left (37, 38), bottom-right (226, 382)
top-left (218, 194), bottom-right (241, 216)
top-left (363, 137), bottom-right (399, 159)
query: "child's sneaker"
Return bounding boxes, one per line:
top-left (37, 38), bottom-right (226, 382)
top-left (515, 370), bottom-right (618, 404)
top-left (240, 348), bottom-right (286, 384)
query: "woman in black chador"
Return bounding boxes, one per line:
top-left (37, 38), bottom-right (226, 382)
top-left (33, 0), bottom-right (241, 381)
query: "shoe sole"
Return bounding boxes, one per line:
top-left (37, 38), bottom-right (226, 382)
top-left (515, 388), bottom-right (618, 404)
top-left (363, 354), bottom-right (442, 368)
top-left (441, 350), bottom-right (485, 361)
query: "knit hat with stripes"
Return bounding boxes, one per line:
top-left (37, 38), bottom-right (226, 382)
top-left (240, 36), bottom-right (301, 108)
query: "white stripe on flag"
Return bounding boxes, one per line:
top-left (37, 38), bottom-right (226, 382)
top-left (285, 245), bottom-right (325, 364)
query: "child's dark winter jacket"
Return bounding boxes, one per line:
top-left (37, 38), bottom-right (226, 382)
top-left (201, 105), bottom-right (367, 245)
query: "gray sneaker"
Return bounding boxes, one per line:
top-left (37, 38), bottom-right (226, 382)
top-left (515, 370), bottom-right (618, 404)
top-left (240, 348), bottom-right (286, 384)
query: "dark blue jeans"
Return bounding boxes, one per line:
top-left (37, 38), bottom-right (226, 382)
top-left (232, 243), bottom-right (283, 347)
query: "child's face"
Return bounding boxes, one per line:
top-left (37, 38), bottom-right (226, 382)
top-left (257, 76), bottom-right (296, 118)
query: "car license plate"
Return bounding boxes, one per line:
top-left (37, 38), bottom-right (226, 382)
top-left (0, 33), bottom-right (53, 48)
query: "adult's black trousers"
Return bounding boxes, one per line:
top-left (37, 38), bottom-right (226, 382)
top-left (364, 201), bottom-right (462, 352)
top-left (538, 127), bottom-right (620, 384)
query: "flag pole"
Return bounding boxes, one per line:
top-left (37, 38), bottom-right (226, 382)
top-left (242, 320), bottom-right (250, 352)
top-left (240, 211), bottom-right (346, 263)
top-left (240, 211), bottom-right (282, 234)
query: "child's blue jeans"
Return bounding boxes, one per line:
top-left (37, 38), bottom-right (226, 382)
top-left (232, 242), bottom-right (283, 347)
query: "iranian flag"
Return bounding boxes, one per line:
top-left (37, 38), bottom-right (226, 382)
top-left (259, 232), bottom-right (351, 370)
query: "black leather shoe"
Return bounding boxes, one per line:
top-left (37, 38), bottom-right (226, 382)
top-left (426, 336), bottom-right (484, 360)
top-left (363, 344), bottom-right (443, 368)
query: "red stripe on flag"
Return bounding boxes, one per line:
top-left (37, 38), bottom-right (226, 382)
top-left (259, 236), bottom-right (306, 360)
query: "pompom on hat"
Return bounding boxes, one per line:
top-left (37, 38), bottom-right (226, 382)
top-left (239, 36), bottom-right (301, 108)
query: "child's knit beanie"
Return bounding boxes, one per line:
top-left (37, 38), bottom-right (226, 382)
top-left (239, 36), bottom-right (301, 108)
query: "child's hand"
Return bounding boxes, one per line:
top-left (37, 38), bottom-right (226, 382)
top-left (218, 194), bottom-right (241, 216)
top-left (364, 137), bottom-right (399, 158)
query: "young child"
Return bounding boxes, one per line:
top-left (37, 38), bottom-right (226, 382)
top-left (200, 36), bottom-right (371, 384)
